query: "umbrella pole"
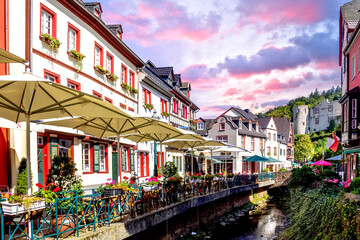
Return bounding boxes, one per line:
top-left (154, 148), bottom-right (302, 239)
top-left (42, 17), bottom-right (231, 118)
top-left (26, 114), bottom-right (31, 196)
top-left (211, 149), bottom-right (214, 175)
top-left (160, 142), bottom-right (163, 177)
top-left (191, 147), bottom-right (194, 175)
top-left (117, 134), bottom-right (121, 183)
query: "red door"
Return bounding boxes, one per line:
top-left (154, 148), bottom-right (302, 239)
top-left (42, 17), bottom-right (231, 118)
top-left (0, 128), bottom-right (8, 187)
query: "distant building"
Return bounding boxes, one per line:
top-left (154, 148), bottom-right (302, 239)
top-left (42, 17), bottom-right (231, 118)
top-left (293, 99), bottom-right (341, 134)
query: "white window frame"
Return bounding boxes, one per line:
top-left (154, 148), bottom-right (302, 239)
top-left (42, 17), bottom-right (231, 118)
top-left (68, 28), bottom-right (76, 52)
top-left (41, 10), bottom-right (52, 35)
top-left (352, 99), bottom-right (357, 118)
top-left (241, 136), bottom-right (245, 148)
top-left (217, 136), bottom-right (228, 143)
top-left (251, 137), bottom-right (254, 151)
top-left (197, 122), bottom-right (204, 130)
top-left (94, 47), bottom-right (101, 66)
top-left (121, 66), bottom-right (126, 83)
top-left (67, 82), bottom-right (77, 89)
top-left (82, 142), bottom-right (90, 172)
top-left (352, 119), bottom-right (357, 129)
top-left (219, 123), bottom-right (225, 131)
top-left (123, 148), bottom-right (129, 171)
top-left (352, 55), bottom-right (356, 79)
top-left (129, 71), bottom-right (134, 87)
top-left (106, 55), bottom-right (112, 72)
top-left (100, 144), bottom-right (105, 171)
top-left (45, 73), bottom-right (56, 82)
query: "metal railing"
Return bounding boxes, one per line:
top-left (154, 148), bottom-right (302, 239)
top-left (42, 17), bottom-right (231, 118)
top-left (0, 172), bottom-right (278, 239)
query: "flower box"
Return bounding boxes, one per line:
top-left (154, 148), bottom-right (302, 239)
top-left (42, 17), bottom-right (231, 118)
top-left (1, 200), bottom-right (46, 215)
top-left (142, 184), bottom-right (159, 192)
top-left (106, 73), bottom-right (118, 82)
top-left (190, 178), bottom-right (201, 183)
top-left (103, 188), bottom-right (124, 197)
top-left (94, 65), bottom-right (107, 75)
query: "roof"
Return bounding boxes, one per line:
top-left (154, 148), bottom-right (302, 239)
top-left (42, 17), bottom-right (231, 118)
top-left (273, 117), bottom-right (291, 143)
top-left (181, 82), bottom-right (190, 89)
top-left (257, 117), bottom-right (272, 129)
top-left (150, 67), bottom-right (173, 77)
top-left (174, 74), bottom-right (181, 86)
top-left (341, 0), bottom-right (360, 21)
top-left (230, 107), bottom-right (257, 121)
top-left (195, 118), bottom-right (216, 136)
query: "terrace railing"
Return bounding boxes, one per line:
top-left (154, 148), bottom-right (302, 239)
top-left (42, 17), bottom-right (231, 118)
top-left (0, 172), bottom-right (281, 240)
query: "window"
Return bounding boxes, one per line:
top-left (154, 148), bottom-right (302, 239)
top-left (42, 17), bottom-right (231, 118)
top-left (177, 156), bottom-right (182, 172)
top-left (121, 65), bottom-right (127, 84)
top-left (267, 146), bottom-right (270, 154)
top-left (241, 136), bottom-right (245, 148)
top-left (344, 101), bottom-right (348, 132)
top-left (315, 118), bottom-right (319, 124)
top-left (143, 89), bottom-right (151, 104)
top-left (268, 133), bottom-right (271, 140)
top-left (94, 42), bottom-right (103, 67)
top-left (216, 136), bottom-right (228, 143)
top-left (259, 139), bottom-right (262, 151)
top-left (173, 99), bottom-right (179, 114)
top-left (139, 152), bottom-right (149, 177)
top-left (82, 142), bottom-right (90, 172)
top-left (274, 147), bottom-right (277, 155)
top-left (40, 4), bottom-right (56, 38)
top-left (328, 105), bottom-right (333, 112)
top-left (105, 97), bottom-right (112, 104)
top-left (129, 70), bottom-right (135, 88)
top-left (352, 119), bottom-right (357, 129)
top-left (37, 137), bottom-right (44, 145)
top-left (315, 107), bottom-right (319, 114)
top-left (44, 69), bottom-right (60, 83)
top-left (197, 122), bottom-right (204, 130)
top-left (352, 99), bottom-right (357, 118)
top-left (219, 122), bottom-right (225, 131)
top-left (120, 103), bottom-right (126, 109)
top-left (106, 53), bottom-right (114, 74)
top-left (99, 145), bottom-right (106, 171)
top-left (182, 105), bottom-right (187, 119)
top-left (67, 23), bottom-right (80, 52)
top-left (92, 90), bottom-right (102, 99)
top-left (273, 133), bottom-right (276, 141)
top-left (161, 99), bottom-right (168, 113)
top-left (251, 137), bottom-right (254, 151)
top-left (122, 147), bottom-right (129, 172)
top-left (352, 55), bottom-right (356, 79)
top-left (67, 79), bottom-right (80, 90)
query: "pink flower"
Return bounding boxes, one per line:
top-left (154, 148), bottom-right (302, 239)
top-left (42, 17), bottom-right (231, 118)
top-left (344, 184), bottom-right (349, 188)
top-left (145, 178), bottom-right (148, 181)
top-left (324, 179), bottom-right (328, 181)
top-left (111, 180), bottom-right (116, 184)
top-left (9, 193), bottom-right (12, 196)
top-left (333, 179), bottom-right (339, 183)
top-left (105, 182), bottom-right (109, 185)
top-left (107, 178), bottom-right (112, 181)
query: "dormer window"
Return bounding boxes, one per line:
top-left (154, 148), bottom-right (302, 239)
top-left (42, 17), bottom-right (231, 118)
top-left (117, 30), bottom-right (122, 39)
top-left (95, 8), bottom-right (101, 18)
top-left (197, 122), bottom-right (204, 130)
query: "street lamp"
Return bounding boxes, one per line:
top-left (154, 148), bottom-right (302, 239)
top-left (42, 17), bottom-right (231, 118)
top-left (152, 109), bottom-right (161, 177)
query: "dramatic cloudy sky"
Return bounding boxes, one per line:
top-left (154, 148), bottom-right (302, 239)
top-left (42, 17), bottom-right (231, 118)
top-left (99, 0), bottom-right (343, 118)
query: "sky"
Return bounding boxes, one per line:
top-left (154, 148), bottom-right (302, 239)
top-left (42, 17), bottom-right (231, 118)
top-left (98, 0), bottom-right (345, 118)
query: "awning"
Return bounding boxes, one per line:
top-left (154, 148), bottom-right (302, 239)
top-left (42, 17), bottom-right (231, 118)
top-left (326, 155), bottom-right (342, 161)
top-left (267, 157), bottom-right (281, 163)
top-left (343, 148), bottom-right (360, 154)
top-left (243, 155), bottom-right (269, 162)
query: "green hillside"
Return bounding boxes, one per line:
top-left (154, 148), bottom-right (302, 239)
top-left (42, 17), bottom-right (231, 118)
top-left (258, 86), bottom-right (341, 121)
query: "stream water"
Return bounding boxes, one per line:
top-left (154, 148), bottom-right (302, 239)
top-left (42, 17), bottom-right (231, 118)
top-left (219, 205), bottom-right (287, 240)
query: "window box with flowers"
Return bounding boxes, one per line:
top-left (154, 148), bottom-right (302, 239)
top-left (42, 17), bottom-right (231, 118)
top-left (106, 73), bottom-right (119, 83)
top-left (189, 173), bottom-right (202, 183)
top-left (142, 177), bottom-right (161, 192)
top-left (69, 50), bottom-right (86, 72)
top-left (121, 82), bottom-right (131, 91)
top-left (1, 192), bottom-right (46, 215)
top-left (143, 103), bottom-right (154, 110)
top-left (94, 65), bottom-right (108, 75)
top-left (40, 33), bottom-right (61, 52)
top-left (161, 112), bottom-right (170, 117)
top-left (214, 173), bottom-right (224, 181)
top-left (130, 87), bottom-right (138, 94)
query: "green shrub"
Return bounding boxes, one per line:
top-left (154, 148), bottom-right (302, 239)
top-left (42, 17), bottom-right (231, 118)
top-left (262, 167), bottom-right (269, 173)
top-left (348, 177), bottom-right (360, 194)
top-left (279, 167), bottom-right (287, 172)
top-left (16, 158), bottom-right (32, 194)
top-left (289, 165), bottom-right (317, 189)
top-left (317, 168), bottom-right (341, 182)
top-left (162, 161), bottom-right (178, 178)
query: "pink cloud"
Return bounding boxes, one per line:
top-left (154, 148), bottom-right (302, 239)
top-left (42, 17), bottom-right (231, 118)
top-left (101, 0), bottom-right (221, 46)
top-left (223, 88), bottom-right (239, 96)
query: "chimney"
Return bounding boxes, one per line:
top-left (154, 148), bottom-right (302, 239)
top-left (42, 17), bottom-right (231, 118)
top-left (244, 109), bottom-right (249, 113)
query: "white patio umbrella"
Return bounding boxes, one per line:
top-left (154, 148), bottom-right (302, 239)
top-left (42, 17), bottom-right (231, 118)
top-left (164, 138), bottom-right (224, 174)
top-left (0, 48), bottom-right (28, 63)
top-left (0, 72), bottom-right (133, 194)
top-left (40, 112), bottom-right (184, 181)
top-left (122, 128), bottom-right (204, 176)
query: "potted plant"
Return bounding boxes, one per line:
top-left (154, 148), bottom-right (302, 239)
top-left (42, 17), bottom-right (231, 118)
top-left (121, 82), bottom-right (132, 91)
top-left (227, 172), bottom-right (235, 180)
top-left (143, 177), bottom-right (161, 192)
top-left (94, 65), bottom-right (108, 75)
top-left (34, 182), bottom-right (59, 205)
top-left (69, 50), bottom-right (86, 72)
top-left (143, 103), bottom-right (154, 110)
top-left (1, 194), bottom-right (45, 215)
top-left (40, 33), bottom-right (61, 51)
top-left (161, 112), bottom-right (170, 117)
top-left (130, 87), bottom-right (138, 94)
top-left (189, 173), bottom-right (202, 183)
top-left (106, 73), bottom-right (119, 83)
top-left (215, 173), bottom-right (224, 181)
top-left (101, 178), bottom-right (124, 197)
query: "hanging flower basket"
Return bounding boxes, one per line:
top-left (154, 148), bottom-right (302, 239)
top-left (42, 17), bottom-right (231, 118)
top-left (1, 200), bottom-right (46, 215)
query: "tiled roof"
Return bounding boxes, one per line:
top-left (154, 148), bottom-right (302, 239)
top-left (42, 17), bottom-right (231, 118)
top-left (143, 66), bottom-right (172, 90)
top-left (257, 117), bottom-right (272, 129)
top-left (150, 67), bottom-right (173, 77)
top-left (341, 0), bottom-right (360, 21)
top-left (273, 117), bottom-right (291, 143)
top-left (231, 107), bottom-right (257, 121)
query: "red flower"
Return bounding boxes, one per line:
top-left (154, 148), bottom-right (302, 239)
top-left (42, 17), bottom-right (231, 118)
top-left (123, 176), bottom-right (129, 180)
top-left (130, 181), bottom-right (134, 184)
top-left (52, 187), bottom-right (61, 193)
top-left (36, 183), bottom-right (44, 189)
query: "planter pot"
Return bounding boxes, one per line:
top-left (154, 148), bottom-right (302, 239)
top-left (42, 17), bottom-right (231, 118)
top-left (51, 214), bottom-right (76, 238)
top-left (104, 188), bottom-right (124, 197)
top-left (94, 66), bottom-right (107, 75)
top-left (106, 74), bottom-right (116, 81)
top-left (143, 184), bottom-right (159, 192)
top-left (214, 177), bottom-right (223, 181)
top-left (1, 200), bottom-right (46, 216)
top-left (40, 36), bottom-right (52, 45)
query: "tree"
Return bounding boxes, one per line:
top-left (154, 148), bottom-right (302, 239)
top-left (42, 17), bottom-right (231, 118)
top-left (294, 134), bottom-right (313, 162)
top-left (329, 120), bottom-right (335, 132)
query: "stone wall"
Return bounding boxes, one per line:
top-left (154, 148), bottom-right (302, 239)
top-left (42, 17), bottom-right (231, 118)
top-left (76, 181), bottom-right (274, 240)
